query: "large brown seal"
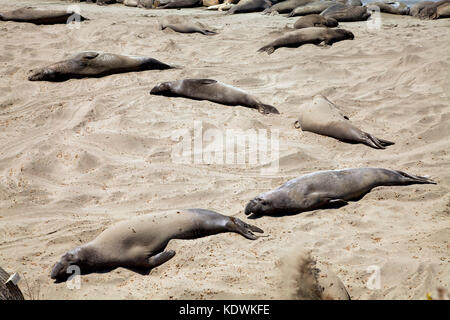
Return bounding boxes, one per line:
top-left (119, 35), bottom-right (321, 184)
top-left (293, 15), bottom-right (338, 29)
top-left (161, 22), bottom-right (217, 35)
top-left (258, 27), bottom-right (354, 54)
top-left (28, 51), bottom-right (175, 82)
top-left (0, 7), bottom-right (88, 25)
top-left (288, 1), bottom-right (337, 17)
top-left (294, 95), bottom-right (394, 149)
top-left (244, 168), bottom-right (436, 217)
top-left (51, 209), bottom-right (264, 282)
top-left (320, 3), bottom-right (371, 21)
top-left (150, 78), bottom-right (280, 114)
top-left (227, 0), bottom-right (272, 14)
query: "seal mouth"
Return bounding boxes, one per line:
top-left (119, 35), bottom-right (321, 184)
top-left (50, 262), bottom-right (65, 280)
top-left (244, 200), bottom-right (256, 216)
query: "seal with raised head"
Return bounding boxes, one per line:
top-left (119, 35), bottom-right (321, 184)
top-left (51, 209), bottom-right (264, 282)
top-left (288, 1), bottom-right (336, 17)
top-left (244, 168), bottom-right (436, 217)
top-left (258, 27), bottom-right (354, 54)
top-left (150, 78), bottom-right (280, 114)
top-left (28, 51), bottom-right (175, 82)
top-left (227, 0), bottom-right (272, 14)
top-left (161, 22), bottom-right (217, 35)
top-left (293, 14), bottom-right (338, 29)
top-left (294, 95), bottom-right (394, 149)
top-left (263, 0), bottom-right (314, 15)
top-left (0, 7), bottom-right (88, 25)
top-left (320, 3), bottom-right (371, 21)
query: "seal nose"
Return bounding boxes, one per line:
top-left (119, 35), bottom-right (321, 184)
top-left (245, 200), bottom-right (255, 216)
top-left (50, 262), bottom-right (64, 280)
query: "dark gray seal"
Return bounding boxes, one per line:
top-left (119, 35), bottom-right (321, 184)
top-left (155, 0), bottom-right (202, 8)
top-left (258, 27), bottom-right (354, 54)
top-left (293, 14), bottom-right (339, 28)
top-left (28, 51), bottom-right (174, 82)
top-left (0, 7), bottom-right (88, 25)
top-left (320, 3), bottom-right (371, 21)
top-left (150, 78), bottom-right (280, 114)
top-left (294, 95), bottom-right (393, 149)
top-left (51, 209), bottom-right (264, 282)
top-left (161, 22), bottom-right (217, 35)
top-left (227, 0), bottom-right (272, 14)
top-left (245, 168), bottom-right (436, 217)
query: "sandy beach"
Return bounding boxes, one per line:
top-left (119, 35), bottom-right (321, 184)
top-left (0, 0), bottom-right (449, 299)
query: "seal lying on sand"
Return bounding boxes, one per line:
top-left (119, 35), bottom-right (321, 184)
top-left (263, 0), bottom-right (314, 15)
top-left (293, 15), bottom-right (338, 29)
top-left (288, 1), bottom-right (336, 17)
top-left (294, 95), bottom-right (394, 149)
top-left (161, 22), bottom-right (217, 35)
top-left (258, 27), bottom-right (354, 54)
top-left (51, 209), bottom-right (264, 282)
top-left (150, 78), bottom-right (280, 114)
top-left (320, 3), bottom-right (371, 21)
top-left (367, 2), bottom-right (410, 15)
top-left (0, 7), bottom-right (88, 25)
top-left (28, 51), bottom-right (174, 82)
top-left (417, 0), bottom-right (450, 19)
top-left (227, 0), bottom-right (272, 14)
top-left (245, 168), bottom-right (436, 217)
top-left (409, 1), bottom-right (434, 16)
top-left (155, 0), bottom-right (203, 8)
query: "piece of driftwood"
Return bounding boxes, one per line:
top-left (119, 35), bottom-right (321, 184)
top-left (0, 267), bottom-right (24, 300)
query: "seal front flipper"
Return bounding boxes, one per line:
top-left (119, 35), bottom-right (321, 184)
top-left (148, 250), bottom-right (176, 268)
top-left (326, 198), bottom-right (348, 208)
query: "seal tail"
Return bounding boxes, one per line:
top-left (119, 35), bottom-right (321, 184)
top-left (258, 104), bottom-right (280, 115)
top-left (257, 45), bottom-right (275, 55)
top-left (393, 170), bottom-right (436, 185)
top-left (364, 133), bottom-right (394, 149)
top-left (229, 217), bottom-right (264, 240)
top-left (202, 30), bottom-right (218, 35)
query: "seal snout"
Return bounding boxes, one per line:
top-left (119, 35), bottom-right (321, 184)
top-left (50, 261), bottom-right (66, 281)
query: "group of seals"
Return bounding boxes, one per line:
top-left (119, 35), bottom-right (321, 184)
top-left (294, 95), bottom-right (394, 149)
top-left (150, 79), bottom-right (280, 114)
top-left (0, 7), bottom-right (87, 25)
top-left (245, 168), bottom-right (436, 217)
top-left (51, 209), bottom-right (263, 282)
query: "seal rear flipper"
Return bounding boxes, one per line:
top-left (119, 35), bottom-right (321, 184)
top-left (202, 30), bottom-right (218, 35)
top-left (228, 217), bottom-right (264, 240)
top-left (148, 250), bottom-right (176, 269)
top-left (259, 104), bottom-right (280, 114)
top-left (394, 170), bottom-right (437, 185)
top-left (257, 45), bottom-right (275, 55)
top-left (363, 133), bottom-right (394, 149)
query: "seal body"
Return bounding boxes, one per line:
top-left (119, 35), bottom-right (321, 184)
top-left (161, 23), bottom-right (217, 35)
top-left (417, 0), bottom-right (450, 19)
top-left (367, 2), bottom-right (410, 15)
top-left (263, 0), bottom-right (314, 14)
top-left (288, 1), bottom-right (337, 17)
top-left (245, 168), bottom-right (436, 217)
top-left (155, 0), bottom-right (202, 8)
top-left (320, 4), bottom-right (371, 21)
top-left (294, 95), bottom-right (394, 149)
top-left (293, 15), bottom-right (338, 29)
top-left (258, 27), bottom-right (354, 54)
top-left (51, 209), bottom-right (264, 282)
top-left (409, 1), bottom-right (434, 16)
top-left (227, 0), bottom-right (272, 14)
top-left (28, 51), bottom-right (174, 82)
top-left (0, 7), bottom-right (87, 25)
top-left (150, 78), bottom-right (280, 114)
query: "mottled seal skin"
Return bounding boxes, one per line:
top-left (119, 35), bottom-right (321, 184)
top-left (150, 78), bottom-right (280, 114)
top-left (293, 15), bottom-right (339, 29)
top-left (263, 0), bottom-right (314, 14)
top-left (28, 51), bottom-right (174, 82)
top-left (367, 2), bottom-right (410, 15)
top-left (0, 7), bottom-right (88, 25)
top-left (258, 27), bottom-right (354, 54)
top-left (288, 1), bottom-right (336, 17)
top-left (320, 4), bottom-right (371, 21)
top-left (294, 95), bottom-right (394, 149)
top-left (51, 209), bottom-right (264, 282)
top-left (227, 0), bottom-right (272, 14)
top-left (161, 23), bottom-right (217, 35)
top-left (155, 0), bottom-right (202, 8)
top-left (245, 168), bottom-right (436, 217)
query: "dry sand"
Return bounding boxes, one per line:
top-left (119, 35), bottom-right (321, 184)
top-left (0, 1), bottom-right (449, 299)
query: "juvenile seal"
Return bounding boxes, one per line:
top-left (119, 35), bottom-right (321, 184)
top-left (288, 1), bottom-right (336, 17)
top-left (28, 51), bottom-right (175, 82)
top-left (0, 7), bottom-right (88, 25)
top-left (293, 14), bottom-right (339, 29)
top-left (227, 0), bottom-right (272, 14)
top-left (258, 27), bottom-right (354, 54)
top-left (51, 209), bottom-right (264, 282)
top-left (245, 168), bottom-right (436, 217)
top-left (150, 78), bottom-right (280, 114)
top-left (294, 95), bottom-right (394, 149)
top-left (320, 4), bottom-right (371, 21)
top-left (262, 0), bottom-right (314, 15)
top-left (161, 22), bottom-right (217, 35)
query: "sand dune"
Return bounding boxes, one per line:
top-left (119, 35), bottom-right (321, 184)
top-left (0, 1), bottom-right (449, 299)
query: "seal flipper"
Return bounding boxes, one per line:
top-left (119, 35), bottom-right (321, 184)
top-left (394, 170), bottom-right (436, 185)
top-left (363, 133), bottom-right (394, 149)
top-left (228, 217), bottom-right (264, 240)
top-left (258, 104), bottom-right (280, 115)
top-left (148, 250), bottom-right (176, 269)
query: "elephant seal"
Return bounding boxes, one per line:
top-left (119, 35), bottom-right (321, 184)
top-left (150, 79), bottom-right (279, 114)
top-left (51, 209), bottom-right (264, 282)
top-left (263, 0), bottom-right (314, 15)
top-left (0, 7), bottom-right (88, 25)
top-left (320, 4), bottom-right (371, 21)
top-left (293, 15), bottom-right (338, 29)
top-left (367, 2), bottom-right (410, 15)
top-left (155, 0), bottom-right (203, 8)
top-left (245, 168), bottom-right (436, 217)
top-left (418, 0), bottom-right (450, 19)
top-left (258, 27), bottom-right (354, 54)
top-left (28, 51), bottom-right (175, 82)
top-left (409, 1), bottom-right (434, 16)
top-left (294, 95), bottom-right (394, 149)
top-left (288, 1), bottom-right (336, 17)
top-left (227, 0), bottom-right (272, 14)
top-left (161, 22), bottom-right (217, 35)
